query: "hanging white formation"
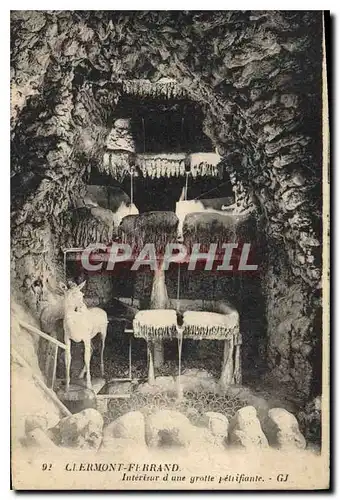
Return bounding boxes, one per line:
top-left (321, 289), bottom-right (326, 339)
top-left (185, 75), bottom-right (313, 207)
top-left (122, 79), bottom-right (187, 99)
top-left (100, 151), bottom-right (223, 180)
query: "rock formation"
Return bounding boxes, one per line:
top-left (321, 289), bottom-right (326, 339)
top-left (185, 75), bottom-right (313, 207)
top-left (11, 11), bottom-right (323, 399)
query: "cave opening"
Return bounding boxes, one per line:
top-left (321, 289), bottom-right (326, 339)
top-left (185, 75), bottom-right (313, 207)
top-left (61, 86), bottom-right (269, 385)
top-left (89, 94), bottom-right (234, 212)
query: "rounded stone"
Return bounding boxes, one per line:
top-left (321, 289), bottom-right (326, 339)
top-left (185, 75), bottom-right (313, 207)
top-left (51, 408), bottom-right (104, 451)
top-left (263, 407), bottom-right (306, 450)
top-left (201, 411), bottom-right (229, 441)
top-left (145, 409), bottom-right (193, 448)
top-left (103, 411), bottom-right (146, 445)
top-left (228, 405), bottom-right (269, 449)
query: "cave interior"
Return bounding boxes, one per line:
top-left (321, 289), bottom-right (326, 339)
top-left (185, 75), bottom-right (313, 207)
top-left (11, 11), bottom-right (323, 405)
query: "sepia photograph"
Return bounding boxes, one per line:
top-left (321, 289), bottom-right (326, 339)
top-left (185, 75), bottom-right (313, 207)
top-left (10, 9), bottom-right (330, 490)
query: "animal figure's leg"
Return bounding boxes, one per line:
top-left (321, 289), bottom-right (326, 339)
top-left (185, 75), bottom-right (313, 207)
top-left (83, 340), bottom-right (92, 390)
top-left (100, 328), bottom-right (107, 378)
top-left (79, 343), bottom-right (93, 379)
top-left (65, 337), bottom-right (71, 392)
top-left (79, 364), bottom-right (86, 379)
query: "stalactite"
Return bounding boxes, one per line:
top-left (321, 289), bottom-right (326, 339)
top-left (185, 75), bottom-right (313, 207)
top-left (122, 79), bottom-right (187, 99)
top-left (98, 152), bottom-right (223, 181)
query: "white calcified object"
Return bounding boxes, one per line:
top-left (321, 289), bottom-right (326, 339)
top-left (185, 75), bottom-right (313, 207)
top-left (90, 206), bottom-right (115, 232)
top-left (133, 309), bottom-right (177, 339)
top-left (175, 187), bottom-right (252, 239)
top-left (187, 152), bottom-right (223, 178)
top-left (183, 310), bottom-right (238, 328)
top-left (182, 311), bottom-right (239, 340)
top-left (63, 281), bottom-right (108, 391)
top-left (113, 202), bottom-right (139, 228)
top-left (175, 197), bottom-right (232, 240)
top-left (133, 308), bottom-right (239, 341)
top-left (134, 309), bottom-right (177, 327)
top-left (122, 79), bottom-right (186, 99)
top-left (188, 152), bottom-right (221, 167)
top-left (87, 202), bottom-right (139, 231)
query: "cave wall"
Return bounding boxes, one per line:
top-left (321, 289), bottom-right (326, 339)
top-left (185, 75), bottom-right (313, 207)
top-left (11, 11), bottom-right (323, 399)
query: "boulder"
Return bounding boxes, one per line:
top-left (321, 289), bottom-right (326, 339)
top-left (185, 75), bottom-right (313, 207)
top-left (263, 408), bottom-right (306, 450)
top-left (145, 410), bottom-right (193, 448)
top-left (279, 188), bottom-right (306, 212)
top-left (50, 408), bottom-right (103, 451)
top-left (229, 406), bottom-right (269, 449)
top-left (103, 411), bottom-right (146, 445)
top-left (201, 412), bottom-right (229, 444)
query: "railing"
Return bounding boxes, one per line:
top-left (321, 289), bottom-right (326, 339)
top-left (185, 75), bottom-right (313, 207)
top-left (18, 320), bottom-right (134, 397)
top-left (18, 320), bottom-right (66, 392)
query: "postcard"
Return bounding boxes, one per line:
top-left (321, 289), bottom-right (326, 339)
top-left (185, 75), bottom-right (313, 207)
top-left (10, 10), bottom-right (330, 490)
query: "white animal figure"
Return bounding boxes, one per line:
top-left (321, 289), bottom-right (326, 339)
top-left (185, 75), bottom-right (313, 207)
top-left (63, 281), bottom-right (108, 391)
top-left (175, 188), bottom-right (240, 240)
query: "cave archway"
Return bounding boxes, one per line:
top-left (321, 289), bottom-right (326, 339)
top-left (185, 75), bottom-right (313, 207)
top-left (11, 10), bottom-right (323, 400)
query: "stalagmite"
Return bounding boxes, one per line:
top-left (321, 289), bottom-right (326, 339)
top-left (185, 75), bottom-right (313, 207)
top-left (150, 267), bottom-right (169, 369)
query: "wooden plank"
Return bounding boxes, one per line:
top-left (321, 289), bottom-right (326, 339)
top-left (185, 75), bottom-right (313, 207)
top-left (12, 349), bottom-right (71, 416)
top-left (19, 320), bottom-right (66, 350)
top-left (57, 377), bottom-right (106, 395)
top-left (96, 394), bottom-right (131, 400)
top-left (128, 337), bottom-right (132, 379)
